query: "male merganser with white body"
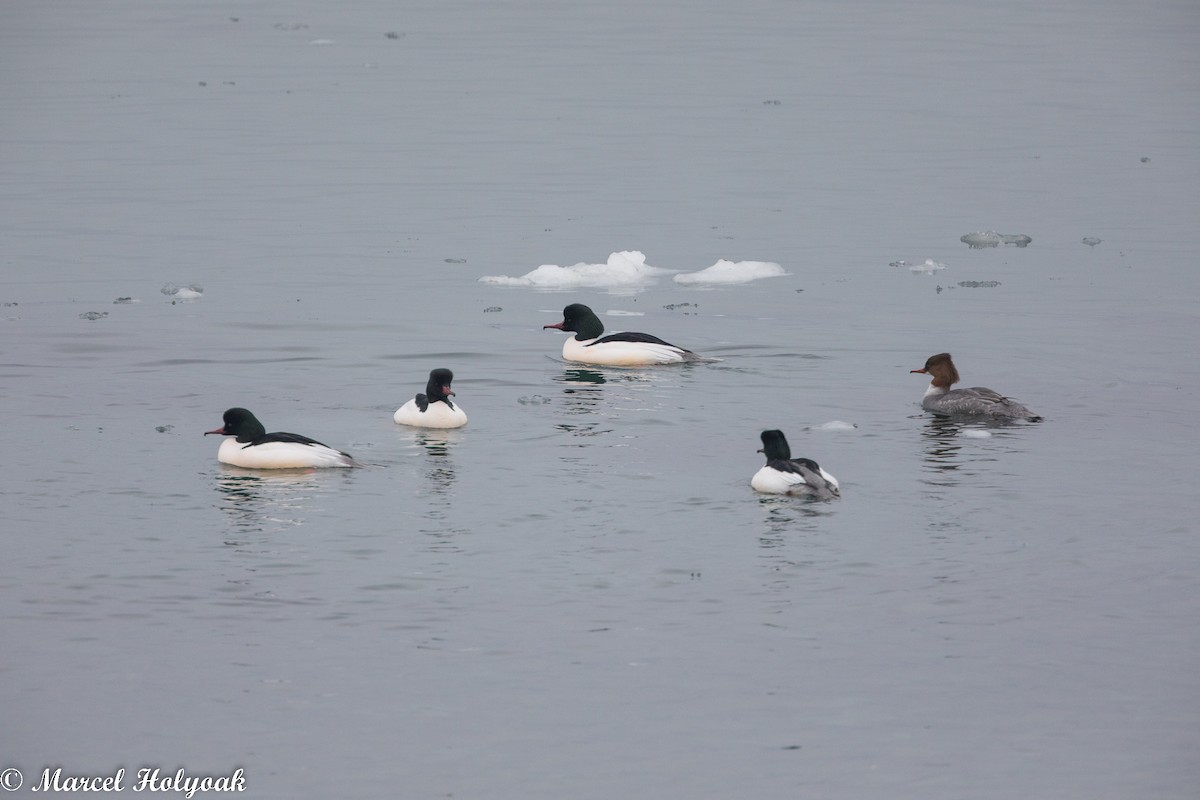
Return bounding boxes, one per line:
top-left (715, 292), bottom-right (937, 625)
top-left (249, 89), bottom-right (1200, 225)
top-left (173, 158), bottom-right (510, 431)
top-left (911, 353), bottom-right (1040, 419)
top-left (751, 429), bottom-right (841, 499)
top-left (543, 303), bottom-right (704, 366)
top-left (394, 368), bottom-right (467, 429)
top-left (205, 407), bottom-right (356, 468)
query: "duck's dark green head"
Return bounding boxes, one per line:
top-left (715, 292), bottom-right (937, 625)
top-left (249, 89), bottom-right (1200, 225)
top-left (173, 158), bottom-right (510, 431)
top-left (544, 303), bottom-right (604, 340)
top-left (758, 429), bottom-right (792, 461)
top-left (425, 368), bottom-right (456, 404)
top-left (206, 407), bottom-right (267, 443)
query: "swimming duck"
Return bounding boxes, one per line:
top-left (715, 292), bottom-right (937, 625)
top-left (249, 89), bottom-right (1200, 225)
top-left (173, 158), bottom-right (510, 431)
top-left (911, 353), bottom-right (1039, 419)
top-left (394, 368), bottom-right (468, 429)
top-left (751, 429), bottom-right (840, 499)
top-left (543, 303), bottom-right (703, 366)
top-left (205, 407), bottom-right (356, 469)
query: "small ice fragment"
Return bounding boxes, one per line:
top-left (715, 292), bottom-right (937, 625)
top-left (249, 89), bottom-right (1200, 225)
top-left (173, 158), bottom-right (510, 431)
top-left (673, 259), bottom-right (787, 285)
top-left (1081, 237), bottom-right (1102, 247)
top-left (810, 420), bottom-right (857, 432)
top-left (909, 259), bottom-right (947, 274)
top-left (961, 429), bottom-right (992, 438)
top-left (79, 311), bottom-right (108, 321)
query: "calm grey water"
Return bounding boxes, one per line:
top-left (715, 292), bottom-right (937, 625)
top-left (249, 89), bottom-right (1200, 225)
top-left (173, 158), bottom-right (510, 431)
top-left (3, 1), bottom-right (1198, 798)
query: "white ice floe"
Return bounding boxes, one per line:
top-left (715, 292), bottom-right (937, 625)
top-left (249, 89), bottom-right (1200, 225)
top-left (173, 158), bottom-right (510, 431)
top-left (479, 251), bottom-right (671, 291)
top-left (810, 420), bottom-right (857, 432)
top-left (961, 429), bottom-right (993, 438)
top-left (673, 259), bottom-right (787, 285)
top-left (896, 259), bottom-right (947, 274)
top-left (960, 231), bottom-right (1032, 248)
top-left (161, 283), bottom-right (204, 300)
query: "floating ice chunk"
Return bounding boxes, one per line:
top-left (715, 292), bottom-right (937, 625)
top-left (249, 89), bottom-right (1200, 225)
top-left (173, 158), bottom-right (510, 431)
top-left (961, 428), bottom-right (992, 438)
top-left (673, 259), bottom-right (786, 285)
top-left (960, 231), bottom-right (1032, 248)
top-left (161, 283), bottom-right (204, 300)
top-left (1081, 237), bottom-right (1102, 247)
top-left (479, 251), bottom-right (671, 291)
top-left (906, 259), bottom-right (947, 275)
top-left (961, 232), bottom-right (1002, 248)
top-left (810, 420), bottom-right (857, 432)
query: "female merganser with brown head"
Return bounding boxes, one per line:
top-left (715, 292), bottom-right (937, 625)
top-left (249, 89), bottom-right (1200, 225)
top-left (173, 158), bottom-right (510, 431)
top-left (543, 303), bottom-right (704, 366)
top-left (750, 429), bottom-right (841, 499)
top-left (911, 353), bottom-right (1040, 420)
top-left (205, 408), bottom-right (357, 468)
top-left (394, 368), bottom-right (467, 429)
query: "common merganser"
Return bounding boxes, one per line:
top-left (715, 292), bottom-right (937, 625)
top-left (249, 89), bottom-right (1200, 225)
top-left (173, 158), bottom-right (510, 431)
top-left (750, 429), bottom-right (840, 499)
top-left (394, 368), bottom-right (467, 429)
top-left (205, 407), bottom-right (356, 469)
top-left (543, 303), bottom-right (703, 366)
top-left (911, 353), bottom-right (1040, 419)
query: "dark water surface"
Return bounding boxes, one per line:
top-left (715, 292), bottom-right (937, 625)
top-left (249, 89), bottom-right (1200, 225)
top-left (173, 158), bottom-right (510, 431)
top-left (3, 1), bottom-right (1198, 798)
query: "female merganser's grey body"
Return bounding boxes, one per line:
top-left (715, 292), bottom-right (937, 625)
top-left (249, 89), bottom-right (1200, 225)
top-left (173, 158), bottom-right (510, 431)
top-left (206, 407), bottom-right (356, 469)
top-left (750, 429), bottom-right (840, 499)
top-left (543, 303), bottom-right (705, 366)
top-left (394, 368), bottom-right (467, 429)
top-left (911, 353), bottom-right (1040, 420)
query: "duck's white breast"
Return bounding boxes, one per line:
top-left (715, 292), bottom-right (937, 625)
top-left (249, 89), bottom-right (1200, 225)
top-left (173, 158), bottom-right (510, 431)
top-left (217, 437), bottom-right (353, 469)
top-left (393, 399), bottom-right (468, 429)
top-left (751, 466), bottom-right (810, 495)
top-left (562, 337), bottom-right (685, 366)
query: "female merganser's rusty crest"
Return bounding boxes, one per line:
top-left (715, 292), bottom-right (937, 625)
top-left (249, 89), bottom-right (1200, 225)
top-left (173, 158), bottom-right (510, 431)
top-left (911, 353), bottom-right (1040, 420)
